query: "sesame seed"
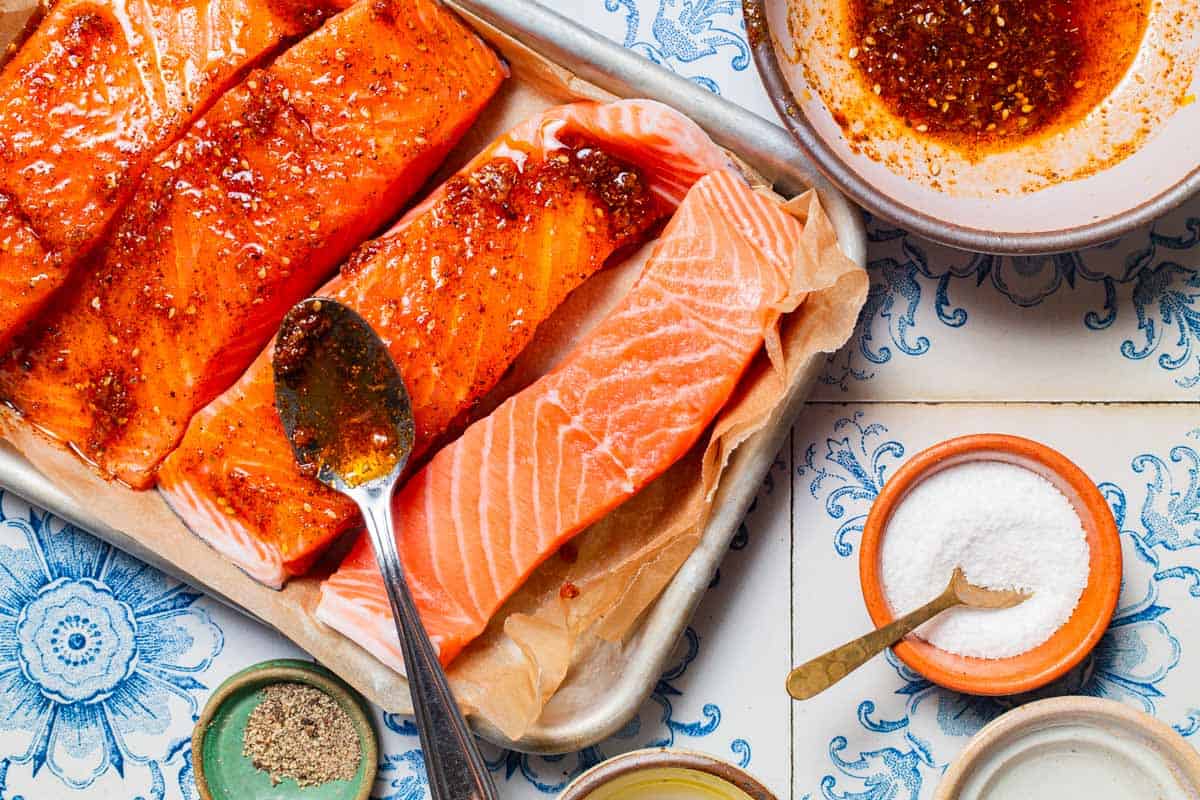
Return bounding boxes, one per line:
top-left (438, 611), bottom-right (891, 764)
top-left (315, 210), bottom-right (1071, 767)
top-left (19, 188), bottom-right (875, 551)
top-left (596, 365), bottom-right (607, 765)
top-left (91, 296), bottom-right (101, 310)
top-left (848, 46), bottom-right (860, 58)
top-left (987, 61), bottom-right (998, 70)
top-left (873, 83), bottom-right (882, 95)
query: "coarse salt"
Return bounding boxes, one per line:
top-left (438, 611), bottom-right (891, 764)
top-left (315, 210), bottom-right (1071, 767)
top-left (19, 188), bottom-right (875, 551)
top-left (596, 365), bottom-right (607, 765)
top-left (880, 460), bottom-right (1089, 659)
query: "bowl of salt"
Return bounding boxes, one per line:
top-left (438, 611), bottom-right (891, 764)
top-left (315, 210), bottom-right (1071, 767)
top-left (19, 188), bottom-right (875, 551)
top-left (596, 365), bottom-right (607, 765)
top-left (859, 434), bottom-right (1122, 696)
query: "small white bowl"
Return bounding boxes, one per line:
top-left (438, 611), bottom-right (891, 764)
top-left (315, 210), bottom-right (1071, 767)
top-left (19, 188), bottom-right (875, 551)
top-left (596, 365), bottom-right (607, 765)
top-left (935, 697), bottom-right (1200, 799)
top-left (745, 0), bottom-right (1200, 253)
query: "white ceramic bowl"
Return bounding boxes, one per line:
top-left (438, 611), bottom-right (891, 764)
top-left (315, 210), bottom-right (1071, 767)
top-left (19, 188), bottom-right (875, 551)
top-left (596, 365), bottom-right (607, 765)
top-left (934, 697), bottom-right (1200, 799)
top-left (744, 0), bottom-right (1200, 253)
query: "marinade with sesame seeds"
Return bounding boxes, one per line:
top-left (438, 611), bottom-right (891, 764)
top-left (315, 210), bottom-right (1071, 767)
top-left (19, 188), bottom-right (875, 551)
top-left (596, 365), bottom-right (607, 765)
top-left (848, 0), bottom-right (1148, 145)
top-left (0, 0), bottom-right (505, 488)
top-left (157, 100), bottom-right (730, 588)
top-left (0, 0), bottom-right (351, 352)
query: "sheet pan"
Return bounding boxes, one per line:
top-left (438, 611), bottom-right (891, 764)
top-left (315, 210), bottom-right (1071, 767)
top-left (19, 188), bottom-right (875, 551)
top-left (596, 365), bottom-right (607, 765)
top-left (0, 0), bottom-right (866, 753)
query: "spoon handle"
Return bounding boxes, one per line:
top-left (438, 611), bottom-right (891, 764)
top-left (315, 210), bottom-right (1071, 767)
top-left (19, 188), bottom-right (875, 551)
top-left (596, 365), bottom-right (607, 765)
top-left (786, 585), bottom-right (961, 700)
top-left (358, 488), bottom-right (498, 800)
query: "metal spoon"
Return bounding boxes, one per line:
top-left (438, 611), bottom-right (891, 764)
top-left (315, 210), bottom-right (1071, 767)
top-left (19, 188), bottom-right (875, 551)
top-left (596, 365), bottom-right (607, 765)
top-left (273, 297), bottom-right (497, 800)
top-left (786, 567), bottom-right (1030, 700)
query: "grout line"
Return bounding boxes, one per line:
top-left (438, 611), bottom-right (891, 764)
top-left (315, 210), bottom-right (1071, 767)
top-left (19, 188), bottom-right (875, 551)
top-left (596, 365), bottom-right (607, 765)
top-left (805, 400), bottom-right (1200, 407)
top-left (788, 424), bottom-right (795, 800)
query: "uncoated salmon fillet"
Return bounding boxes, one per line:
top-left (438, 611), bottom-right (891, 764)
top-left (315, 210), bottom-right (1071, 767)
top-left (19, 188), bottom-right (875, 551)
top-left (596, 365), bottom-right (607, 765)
top-left (157, 100), bottom-right (731, 587)
top-left (0, 0), bottom-right (351, 351)
top-left (316, 168), bottom-right (803, 668)
top-left (0, 0), bottom-right (505, 487)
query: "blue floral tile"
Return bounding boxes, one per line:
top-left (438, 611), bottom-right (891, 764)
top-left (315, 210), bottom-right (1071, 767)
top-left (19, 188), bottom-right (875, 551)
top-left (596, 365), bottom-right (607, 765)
top-left (0, 489), bottom-right (311, 800)
top-left (573, 0), bottom-right (777, 119)
top-left (791, 403), bottom-right (1200, 799)
top-left (815, 197), bottom-right (1200, 402)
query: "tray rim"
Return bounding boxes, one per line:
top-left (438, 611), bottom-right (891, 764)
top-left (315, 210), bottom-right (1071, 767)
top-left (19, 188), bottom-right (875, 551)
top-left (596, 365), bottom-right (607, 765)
top-left (0, 0), bottom-right (866, 755)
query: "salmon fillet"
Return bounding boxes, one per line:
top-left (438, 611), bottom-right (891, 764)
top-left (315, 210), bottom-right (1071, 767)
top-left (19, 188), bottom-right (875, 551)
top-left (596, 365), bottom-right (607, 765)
top-left (0, 0), bottom-right (505, 487)
top-left (157, 100), bottom-right (731, 587)
top-left (316, 168), bottom-right (803, 668)
top-left (0, 0), bottom-right (350, 350)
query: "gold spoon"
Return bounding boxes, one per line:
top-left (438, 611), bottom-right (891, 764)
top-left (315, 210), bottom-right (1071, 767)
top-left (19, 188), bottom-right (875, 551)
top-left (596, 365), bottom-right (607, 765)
top-left (786, 567), bottom-right (1030, 700)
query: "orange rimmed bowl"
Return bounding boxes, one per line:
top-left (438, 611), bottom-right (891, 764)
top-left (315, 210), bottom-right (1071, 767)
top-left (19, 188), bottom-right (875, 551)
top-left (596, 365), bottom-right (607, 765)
top-left (859, 434), bottom-right (1122, 696)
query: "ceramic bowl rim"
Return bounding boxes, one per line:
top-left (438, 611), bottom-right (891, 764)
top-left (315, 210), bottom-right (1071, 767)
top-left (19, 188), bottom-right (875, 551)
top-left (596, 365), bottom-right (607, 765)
top-left (191, 658), bottom-right (378, 800)
top-left (741, 0), bottom-right (1200, 255)
top-left (932, 696), bottom-right (1200, 798)
top-left (556, 748), bottom-right (778, 800)
top-left (858, 433), bottom-right (1122, 696)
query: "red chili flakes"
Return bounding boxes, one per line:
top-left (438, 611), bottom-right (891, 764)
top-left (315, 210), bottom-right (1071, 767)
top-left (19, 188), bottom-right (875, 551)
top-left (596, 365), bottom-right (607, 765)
top-left (847, 0), bottom-right (1146, 144)
top-left (559, 582), bottom-right (581, 600)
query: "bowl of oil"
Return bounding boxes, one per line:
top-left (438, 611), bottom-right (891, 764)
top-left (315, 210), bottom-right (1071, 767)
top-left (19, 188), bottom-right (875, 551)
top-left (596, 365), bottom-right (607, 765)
top-left (743, 0), bottom-right (1198, 253)
top-left (558, 750), bottom-right (777, 800)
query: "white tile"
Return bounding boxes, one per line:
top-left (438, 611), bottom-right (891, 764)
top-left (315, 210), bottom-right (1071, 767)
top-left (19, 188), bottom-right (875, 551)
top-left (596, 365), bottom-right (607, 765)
top-left (791, 403), bottom-right (1200, 799)
top-left (815, 199), bottom-right (1200, 402)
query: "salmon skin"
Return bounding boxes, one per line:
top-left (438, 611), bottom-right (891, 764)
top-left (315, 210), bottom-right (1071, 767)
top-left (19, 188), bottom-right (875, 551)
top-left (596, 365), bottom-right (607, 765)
top-left (0, 0), bottom-right (351, 351)
top-left (157, 100), bottom-right (731, 587)
top-left (316, 168), bottom-right (803, 669)
top-left (0, 0), bottom-right (505, 488)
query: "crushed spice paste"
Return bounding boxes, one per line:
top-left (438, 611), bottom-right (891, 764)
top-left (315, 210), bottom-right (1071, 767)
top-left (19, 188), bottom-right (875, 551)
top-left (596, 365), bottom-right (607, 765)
top-left (847, 0), bottom-right (1149, 146)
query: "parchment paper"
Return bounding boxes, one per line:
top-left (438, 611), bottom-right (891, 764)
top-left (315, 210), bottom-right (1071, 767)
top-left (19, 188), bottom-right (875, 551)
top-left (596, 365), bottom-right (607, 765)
top-left (0, 4), bottom-right (867, 738)
top-left (445, 189), bottom-right (866, 738)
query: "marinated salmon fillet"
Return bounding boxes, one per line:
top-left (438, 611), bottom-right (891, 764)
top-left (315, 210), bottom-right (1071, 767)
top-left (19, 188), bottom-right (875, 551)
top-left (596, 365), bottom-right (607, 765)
top-left (317, 168), bottom-right (802, 668)
top-left (0, 0), bottom-right (505, 487)
top-left (158, 100), bottom-right (730, 587)
top-left (0, 0), bottom-right (351, 351)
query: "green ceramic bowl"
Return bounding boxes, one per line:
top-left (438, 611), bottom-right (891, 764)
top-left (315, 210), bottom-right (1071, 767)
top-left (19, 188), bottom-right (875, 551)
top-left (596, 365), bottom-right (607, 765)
top-left (192, 659), bottom-right (378, 800)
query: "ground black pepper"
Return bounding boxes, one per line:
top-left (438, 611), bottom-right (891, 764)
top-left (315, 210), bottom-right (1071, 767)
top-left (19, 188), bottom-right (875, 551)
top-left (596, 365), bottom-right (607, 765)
top-left (242, 682), bottom-right (361, 787)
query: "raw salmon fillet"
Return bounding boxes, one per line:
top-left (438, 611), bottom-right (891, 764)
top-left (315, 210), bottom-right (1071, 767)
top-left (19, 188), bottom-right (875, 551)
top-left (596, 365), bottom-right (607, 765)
top-left (317, 168), bottom-right (803, 668)
top-left (0, 0), bottom-right (351, 350)
top-left (0, 0), bottom-right (505, 487)
top-left (157, 99), bottom-right (730, 586)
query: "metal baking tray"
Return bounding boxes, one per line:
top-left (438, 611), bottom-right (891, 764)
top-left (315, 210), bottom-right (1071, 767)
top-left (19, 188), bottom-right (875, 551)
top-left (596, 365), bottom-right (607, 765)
top-left (0, 0), bottom-right (865, 753)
